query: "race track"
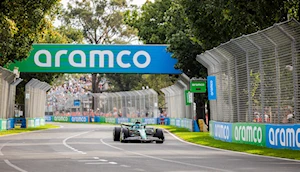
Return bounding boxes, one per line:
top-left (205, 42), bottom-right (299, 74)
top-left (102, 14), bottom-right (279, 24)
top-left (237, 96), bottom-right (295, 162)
top-left (0, 123), bottom-right (299, 172)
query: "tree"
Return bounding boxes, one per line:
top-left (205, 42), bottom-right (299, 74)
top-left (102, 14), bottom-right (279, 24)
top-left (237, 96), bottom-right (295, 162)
top-left (124, 0), bottom-right (172, 44)
top-left (181, 0), bottom-right (300, 51)
top-left (60, 0), bottom-right (138, 96)
top-left (125, 0), bottom-right (206, 78)
top-left (0, 0), bottom-right (59, 66)
top-left (132, 74), bottom-right (175, 109)
top-left (125, 0), bottom-right (207, 114)
top-left (125, 0), bottom-right (300, 119)
top-left (16, 9), bottom-right (84, 106)
top-left (106, 74), bottom-right (143, 91)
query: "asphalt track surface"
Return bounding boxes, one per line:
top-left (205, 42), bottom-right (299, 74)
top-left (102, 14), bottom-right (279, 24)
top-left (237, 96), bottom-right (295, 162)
top-left (0, 123), bottom-right (299, 172)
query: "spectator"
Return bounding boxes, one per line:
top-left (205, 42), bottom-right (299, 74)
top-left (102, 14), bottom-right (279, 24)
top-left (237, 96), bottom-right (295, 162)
top-left (160, 111), bottom-right (165, 125)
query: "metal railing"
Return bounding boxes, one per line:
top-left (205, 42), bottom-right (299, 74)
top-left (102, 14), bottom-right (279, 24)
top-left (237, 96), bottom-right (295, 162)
top-left (0, 67), bottom-right (19, 119)
top-left (197, 18), bottom-right (300, 124)
top-left (161, 74), bottom-right (194, 119)
top-left (47, 88), bottom-right (159, 118)
top-left (94, 89), bottom-right (159, 118)
top-left (25, 79), bottom-right (51, 118)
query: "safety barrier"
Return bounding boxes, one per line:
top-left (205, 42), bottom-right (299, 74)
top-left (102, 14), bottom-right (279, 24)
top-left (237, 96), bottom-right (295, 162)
top-left (24, 118), bottom-right (45, 128)
top-left (47, 88), bottom-right (159, 119)
top-left (161, 74), bottom-right (194, 119)
top-left (0, 67), bottom-right (22, 131)
top-left (25, 79), bottom-right (51, 122)
top-left (45, 115), bottom-right (196, 131)
top-left (197, 19), bottom-right (300, 124)
top-left (210, 120), bottom-right (300, 150)
top-left (7, 118), bottom-right (15, 130)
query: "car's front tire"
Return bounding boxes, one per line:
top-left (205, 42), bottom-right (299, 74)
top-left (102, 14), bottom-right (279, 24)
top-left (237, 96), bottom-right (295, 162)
top-left (113, 127), bottom-right (121, 141)
top-left (120, 128), bottom-right (129, 143)
top-left (154, 129), bottom-right (164, 144)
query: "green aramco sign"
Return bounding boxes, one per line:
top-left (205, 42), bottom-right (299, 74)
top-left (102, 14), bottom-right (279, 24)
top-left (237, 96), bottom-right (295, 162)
top-left (7, 44), bottom-right (182, 74)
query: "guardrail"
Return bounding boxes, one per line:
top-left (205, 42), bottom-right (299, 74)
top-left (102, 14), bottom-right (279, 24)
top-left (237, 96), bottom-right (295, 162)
top-left (210, 120), bottom-right (300, 150)
top-left (45, 115), bottom-right (196, 131)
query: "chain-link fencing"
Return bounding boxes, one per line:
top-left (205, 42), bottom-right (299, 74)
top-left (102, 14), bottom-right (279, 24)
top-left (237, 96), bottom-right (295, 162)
top-left (25, 79), bottom-right (51, 119)
top-left (47, 88), bottom-right (159, 118)
top-left (0, 67), bottom-right (17, 119)
top-left (161, 74), bottom-right (194, 119)
top-left (94, 89), bottom-right (159, 118)
top-left (197, 18), bottom-right (300, 124)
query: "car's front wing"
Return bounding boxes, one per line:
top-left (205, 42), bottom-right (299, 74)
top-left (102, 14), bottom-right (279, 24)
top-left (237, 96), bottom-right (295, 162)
top-left (123, 136), bottom-right (163, 142)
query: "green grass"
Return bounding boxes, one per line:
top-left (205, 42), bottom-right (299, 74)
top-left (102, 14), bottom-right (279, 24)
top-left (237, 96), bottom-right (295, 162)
top-left (0, 124), bottom-right (59, 136)
top-left (158, 125), bottom-right (300, 160)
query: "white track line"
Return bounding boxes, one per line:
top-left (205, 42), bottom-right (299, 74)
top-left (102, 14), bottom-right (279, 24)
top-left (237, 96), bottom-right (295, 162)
top-left (78, 160), bottom-right (105, 162)
top-left (163, 129), bottom-right (300, 163)
top-left (100, 139), bottom-right (234, 172)
top-left (0, 141), bottom-right (12, 156)
top-left (62, 131), bottom-right (93, 154)
top-left (0, 125), bottom-right (63, 138)
top-left (4, 159), bottom-right (28, 172)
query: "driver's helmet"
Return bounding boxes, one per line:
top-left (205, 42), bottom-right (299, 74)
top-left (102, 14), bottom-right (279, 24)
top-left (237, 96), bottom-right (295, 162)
top-left (134, 121), bottom-right (141, 129)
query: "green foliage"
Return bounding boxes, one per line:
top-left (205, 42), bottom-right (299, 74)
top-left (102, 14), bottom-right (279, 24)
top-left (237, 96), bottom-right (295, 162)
top-left (0, 0), bottom-right (60, 66)
top-left (249, 70), bottom-right (261, 107)
top-left (15, 4), bottom-right (84, 106)
top-left (124, 0), bottom-right (299, 119)
top-left (106, 74), bottom-right (143, 91)
top-left (125, 0), bottom-right (206, 78)
top-left (132, 74), bottom-right (176, 108)
top-left (60, 0), bottom-right (135, 44)
top-left (181, 0), bottom-right (296, 51)
top-left (60, 0), bottom-right (138, 94)
top-left (125, 0), bottom-right (172, 44)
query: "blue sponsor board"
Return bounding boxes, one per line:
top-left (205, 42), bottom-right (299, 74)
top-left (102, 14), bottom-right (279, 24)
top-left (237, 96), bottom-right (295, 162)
top-left (207, 76), bottom-right (217, 100)
top-left (209, 121), bottom-right (215, 137)
top-left (175, 119), bottom-right (181, 127)
top-left (74, 100), bottom-right (80, 106)
top-left (70, 116), bottom-right (89, 123)
top-left (7, 118), bottom-right (14, 130)
top-left (212, 121), bottom-right (232, 142)
top-left (144, 118), bottom-right (157, 124)
top-left (105, 118), bottom-right (116, 124)
top-left (45, 115), bottom-right (53, 122)
top-left (266, 124), bottom-right (300, 150)
top-left (117, 118), bottom-right (129, 124)
top-left (193, 120), bottom-right (200, 132)
top-left (94, 116), bottom-right (101, 122)
top-left (170, 118), bottom-right (176, 126)
top-left (35, 118), bottom-right (40, 127)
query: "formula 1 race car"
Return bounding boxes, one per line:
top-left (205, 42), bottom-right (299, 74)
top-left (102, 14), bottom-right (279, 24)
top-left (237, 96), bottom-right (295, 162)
top-left (113, 121), bottom-right (164, 143)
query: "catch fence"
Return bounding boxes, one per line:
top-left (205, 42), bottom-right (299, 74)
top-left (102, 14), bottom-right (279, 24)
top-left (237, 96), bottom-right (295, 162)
top-left (197, 18), bottom-right (300, 124)
top-left (25, 79), bottom-right (51, 118)
top-left (161, 74), bottom-right (194, 119)
top-left (47, 89), bottom-right (159, 118)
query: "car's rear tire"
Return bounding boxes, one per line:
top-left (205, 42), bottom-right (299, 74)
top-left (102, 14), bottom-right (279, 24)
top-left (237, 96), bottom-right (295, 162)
top-left (154, 129), bottom-right (164, 144)
top-left (113, 127), bottom-right (121, 141)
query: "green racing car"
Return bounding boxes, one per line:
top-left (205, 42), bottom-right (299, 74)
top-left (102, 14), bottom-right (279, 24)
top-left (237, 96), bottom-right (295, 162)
top-left (113, 121), bottom-right (164, 143)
